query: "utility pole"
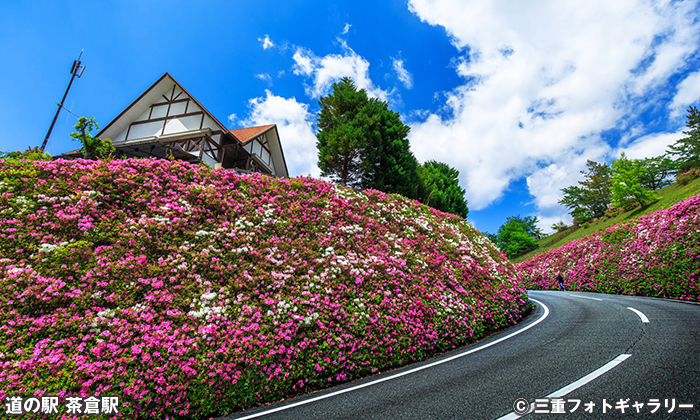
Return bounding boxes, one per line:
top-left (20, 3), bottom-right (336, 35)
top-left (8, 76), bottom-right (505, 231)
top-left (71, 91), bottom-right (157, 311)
top-left (40, 50), bottom-right (86, 153)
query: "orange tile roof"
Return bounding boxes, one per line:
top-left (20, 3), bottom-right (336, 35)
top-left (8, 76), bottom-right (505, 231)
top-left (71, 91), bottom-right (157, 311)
top-left (229, 124), bottom-right (275, 143)
top-left (57, 148), bottom-right (82, 157)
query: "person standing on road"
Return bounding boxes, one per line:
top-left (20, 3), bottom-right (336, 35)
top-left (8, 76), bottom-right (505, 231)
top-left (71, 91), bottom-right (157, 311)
top-left (557, 274), bottom-right (566, 291)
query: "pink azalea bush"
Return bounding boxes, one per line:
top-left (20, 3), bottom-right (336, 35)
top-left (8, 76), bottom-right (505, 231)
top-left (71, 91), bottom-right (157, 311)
top-left (516, 195), bottom-right (700, 301)
top-left (0, 158), bottom-right (531, 419)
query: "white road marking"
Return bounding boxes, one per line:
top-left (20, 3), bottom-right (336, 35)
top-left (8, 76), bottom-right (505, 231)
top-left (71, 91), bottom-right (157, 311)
top-left (627, 307), bottom-right (650, 323)
top-left (230, 299), bottom-right (550, 419)
top-left (568, 294), bottom-right (603, 301)
top-left (496, 353), bottom-right (633, 419)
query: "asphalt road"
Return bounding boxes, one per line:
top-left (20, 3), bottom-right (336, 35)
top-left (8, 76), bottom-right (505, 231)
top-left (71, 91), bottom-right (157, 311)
top-left (221, 291), bottom-right (700, 419)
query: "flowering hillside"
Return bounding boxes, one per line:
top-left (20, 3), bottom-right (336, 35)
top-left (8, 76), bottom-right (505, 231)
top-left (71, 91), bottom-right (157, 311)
top-left (516, 195), bottom-right (700, 301)
top-left (0, 158), bottom-right (530, 419)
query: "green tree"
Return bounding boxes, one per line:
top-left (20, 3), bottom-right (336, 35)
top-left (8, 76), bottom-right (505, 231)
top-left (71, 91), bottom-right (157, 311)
top-left (491, 215), bottom-right (542, 258)
top-left (417, 160), bottom-right (468, 218)
top-left (517, 215), bottom-right (544, 239)
top-left (667, 104), bottom-right (700, 172)
top-left (360, 98), bottom-right (421, 198)
top-left (569, 206), bottom-right (595, 224)
top-left (638, 155), bottom-right (677, 190)
top-left (559, 185), bottom-right (590, 223)
top-left (71, 117), bottom-right (114, 160)
top-left (551, 221), bottom-right (569, 232)
top-left (1, 146), bottom-right (51, 161)
top-left (316, 79), bottom-right (367, 188)
top-left (317, 77), bottom-right (421, 198)
top-left (610, 153), bottom-right (657, 209)
top-left (559, 160), bottom-right (612, 223)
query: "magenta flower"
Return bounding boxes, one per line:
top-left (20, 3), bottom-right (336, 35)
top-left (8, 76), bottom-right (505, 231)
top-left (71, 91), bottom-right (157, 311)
top-left (0, 157), bottom-right (530, 419)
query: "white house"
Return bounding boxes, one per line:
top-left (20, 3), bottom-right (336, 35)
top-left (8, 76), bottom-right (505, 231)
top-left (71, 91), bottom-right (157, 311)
top-left (63, 73), bottom-right (288, 177)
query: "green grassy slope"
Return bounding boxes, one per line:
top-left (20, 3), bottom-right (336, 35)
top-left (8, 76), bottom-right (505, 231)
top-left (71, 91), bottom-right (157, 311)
top-left (512, 176), bottom-right (700, 263)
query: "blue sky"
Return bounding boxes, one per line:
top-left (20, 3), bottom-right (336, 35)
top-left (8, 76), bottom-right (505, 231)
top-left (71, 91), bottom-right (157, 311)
top-left (1, 0), bottom-right (700, 234)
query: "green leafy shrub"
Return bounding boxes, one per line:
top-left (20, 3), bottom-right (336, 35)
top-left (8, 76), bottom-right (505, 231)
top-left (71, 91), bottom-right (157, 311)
top-left (676, 168), bottom-right (700, 186)
top-left (0, 146), bottom-right (52, 161)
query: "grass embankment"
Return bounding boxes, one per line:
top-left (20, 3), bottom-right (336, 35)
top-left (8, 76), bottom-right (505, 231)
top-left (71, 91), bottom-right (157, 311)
top-left (515, 193), bottom-right (700, 301)
top-left (0, 158), bottom-right (531, 419)
top-left (513, 176), bottom-right (700, 264)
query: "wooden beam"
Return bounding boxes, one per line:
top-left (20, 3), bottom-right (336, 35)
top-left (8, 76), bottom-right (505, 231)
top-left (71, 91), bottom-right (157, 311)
top-left (128, 111), bottom-right (204, 126)
top-left (150, 98), bottom-right (189, 108)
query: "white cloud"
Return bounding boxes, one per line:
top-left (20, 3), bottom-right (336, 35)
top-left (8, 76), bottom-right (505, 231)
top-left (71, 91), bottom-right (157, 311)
top-left (227, 113), bottom-right (237, 126)
top-left (291, 45), bottom-right (389, 100)
top-left (536, 214), bottom-right (573, 236)
top-left (239, 91), bottom-right (320, 178)
top-left (670, 71), bottom-right (700, 117)
top-left (258, 34), bottom-right (275, 50)
top-left (255, 73), bottom-right (272, 83)
top-left (342, 23), bottom-right (352, 35)
top-left (614, 130), bottom-right (683, 160)
top-left (525, 144), bottom-right (609, 230)
top-left (407, 0), bottom-right (700, 218)
top-left (527, 163), bottom-right (583, 213)
top-left (626, 3), bottom-right (700, 97)
top-left (392, 57), bottom-right (413, 89)
top-left (292, 48), bottom-right (315, 76)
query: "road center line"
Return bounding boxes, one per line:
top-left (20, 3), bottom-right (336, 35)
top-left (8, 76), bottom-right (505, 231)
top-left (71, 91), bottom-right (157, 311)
top-left (627, 307), bottom-right (650, 323)
top-left (229, 299), bottom-right (550, 420)
top-left (496, 353), bottom-right (633, 419)
top-left (568, 294), bottom-right (603, 301)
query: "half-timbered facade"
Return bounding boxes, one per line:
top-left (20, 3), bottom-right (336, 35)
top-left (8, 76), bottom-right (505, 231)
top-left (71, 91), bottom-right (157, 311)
top-left (230, 125), bottom-right (286, 176)
top-left (62, 73), bottom-right (288, 177)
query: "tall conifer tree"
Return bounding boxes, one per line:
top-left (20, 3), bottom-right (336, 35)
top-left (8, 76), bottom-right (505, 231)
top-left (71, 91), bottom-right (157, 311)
top-left (668, 104), bottom-right (700, 172)
top-left (418, 160), bottom-right (469, 218)
top-left (316, 78), bottom-right (421, 198)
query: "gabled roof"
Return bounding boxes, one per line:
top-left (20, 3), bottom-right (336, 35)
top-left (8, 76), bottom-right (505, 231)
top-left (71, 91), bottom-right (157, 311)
top-left (231, 124), bottom-right (289, 177)
top-left (229, 124), bottom-right (276, 143)
top-left (84, 72), bottom-right (289, 177)
top-left (97, 72), bottom-right (239, 143)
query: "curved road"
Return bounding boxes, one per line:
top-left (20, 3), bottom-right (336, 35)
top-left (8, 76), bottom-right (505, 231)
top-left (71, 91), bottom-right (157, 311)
top-left (221, 291), bottom-right (700, 419)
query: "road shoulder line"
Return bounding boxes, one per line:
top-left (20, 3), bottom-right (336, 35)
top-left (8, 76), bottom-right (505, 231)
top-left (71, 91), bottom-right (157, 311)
top-left (227, 299), bottom-right (550, 420)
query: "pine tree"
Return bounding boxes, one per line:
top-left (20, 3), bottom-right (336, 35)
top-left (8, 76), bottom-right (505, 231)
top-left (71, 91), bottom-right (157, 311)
top-left (316, 78), bottom-right (421, 198)
top-left (360, 98), bottom-right (421, 199)
top-left (316, 78), bottom-right (367, 188)
top-left (559, 160), bottom-right (612, 223)
top-left (668, 104), bottom-right (700, 172)
top-left (418, 160), bottom-right (468, 217)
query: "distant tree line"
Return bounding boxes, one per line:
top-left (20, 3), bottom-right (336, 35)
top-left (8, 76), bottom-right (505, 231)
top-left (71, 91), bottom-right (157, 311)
top-left (558, 102), bottom-right (700, 227)
top-left (316, 77), bottom-right (468, 218)
top-left (487, 101), bottom-right (700, 259)
top-left (486, 215), bottom-right (543, 259)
